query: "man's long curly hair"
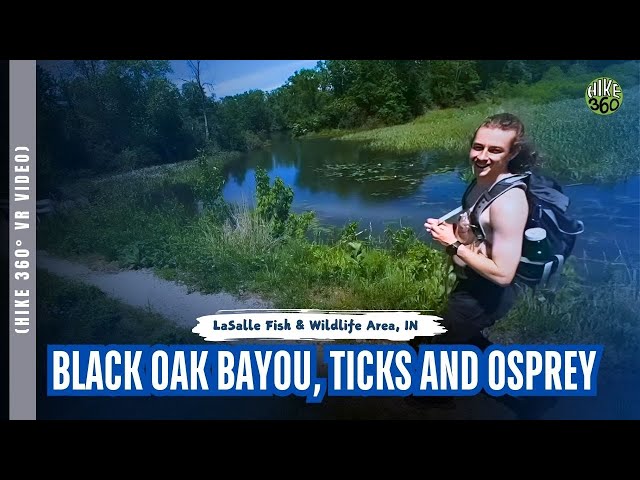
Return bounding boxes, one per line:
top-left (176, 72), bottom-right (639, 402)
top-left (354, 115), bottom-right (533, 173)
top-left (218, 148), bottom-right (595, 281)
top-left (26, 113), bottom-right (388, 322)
top-left (472, 113), bottom-right (541, 173)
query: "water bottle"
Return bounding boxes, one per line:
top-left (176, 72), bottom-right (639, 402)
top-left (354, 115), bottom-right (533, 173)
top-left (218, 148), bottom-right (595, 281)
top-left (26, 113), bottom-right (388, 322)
top-left (522, 227), bottom-right (552, 262)
top-left (518, 227), bottom-right (554, 285)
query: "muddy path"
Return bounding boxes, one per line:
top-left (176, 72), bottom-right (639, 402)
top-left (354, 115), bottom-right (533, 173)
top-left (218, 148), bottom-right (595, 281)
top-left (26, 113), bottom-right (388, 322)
top-left (37, 250), bottom-right (273, 328)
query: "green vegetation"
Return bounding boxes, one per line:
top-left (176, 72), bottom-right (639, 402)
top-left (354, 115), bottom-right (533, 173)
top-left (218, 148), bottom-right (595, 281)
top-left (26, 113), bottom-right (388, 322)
top-left (38, 59), bottom-right (639, 196)
top-left (340, 104), bottom-right (495, 155)
top-left (38, 270), bottom-right (197, 344)
top-left (39, 155), bottom-right (639, 369)
top-left (493, 61), bottom-right (640, 104)
top-left (339, 87), bottom-right (640, 183)
top-left (492, 264), bottom-right (640, 372)
top-left (38, 59), bottom-right (639, 370)
top-left (39, 156), bottom-right (455, 313)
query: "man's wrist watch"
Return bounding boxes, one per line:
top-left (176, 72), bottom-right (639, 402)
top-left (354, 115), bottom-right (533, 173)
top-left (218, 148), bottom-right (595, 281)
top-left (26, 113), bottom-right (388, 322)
top-left (446, 241), bottom-right (462, 256)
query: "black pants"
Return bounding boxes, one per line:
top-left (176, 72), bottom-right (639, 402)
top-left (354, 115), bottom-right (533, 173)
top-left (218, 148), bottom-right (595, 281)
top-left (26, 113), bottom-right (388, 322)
top-left (413, 269), bottom-right (517, 351)
top-left (409, 271), bottom-right (557, 418)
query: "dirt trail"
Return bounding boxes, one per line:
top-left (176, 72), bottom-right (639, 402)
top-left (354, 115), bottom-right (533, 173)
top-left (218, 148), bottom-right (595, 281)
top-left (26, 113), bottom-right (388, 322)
top-left (37, 250), bottom-right (272, 328)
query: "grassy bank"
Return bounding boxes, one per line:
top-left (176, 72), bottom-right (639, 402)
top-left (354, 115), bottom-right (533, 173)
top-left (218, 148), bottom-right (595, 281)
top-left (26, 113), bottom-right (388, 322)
top-left (338, 86), bottom-right (640, 183)
top-left (39, 154), bottom-right (456, 314)
top-left (493, 265), bottom-right (640, 372)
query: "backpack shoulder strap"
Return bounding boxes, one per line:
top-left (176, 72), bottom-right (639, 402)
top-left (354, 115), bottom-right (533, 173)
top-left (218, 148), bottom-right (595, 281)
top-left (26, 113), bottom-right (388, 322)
top-left (470, 173), bottom-right (530, 239)
top-left (461, 178), bottom-right (477, 210)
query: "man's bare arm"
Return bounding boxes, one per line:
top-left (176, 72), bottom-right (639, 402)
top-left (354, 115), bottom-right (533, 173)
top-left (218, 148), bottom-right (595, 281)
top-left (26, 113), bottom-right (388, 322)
top-left (455, 188), bottom-right (528, 286)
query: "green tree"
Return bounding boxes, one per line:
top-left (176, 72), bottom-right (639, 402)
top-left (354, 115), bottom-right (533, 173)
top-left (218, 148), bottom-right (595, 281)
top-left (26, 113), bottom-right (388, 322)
top-left (215, 90), bottom-right (273, 151)
top-left (269, 67), bottom-right (330, 133)
top-left (321, 60), bottom-right (412, 127)
top-left (430, 60), bottom-right (481, 107)
top-left (47, 60), bottom-right (192, 172)
top-left (502, 60), bottom-right (533, 84)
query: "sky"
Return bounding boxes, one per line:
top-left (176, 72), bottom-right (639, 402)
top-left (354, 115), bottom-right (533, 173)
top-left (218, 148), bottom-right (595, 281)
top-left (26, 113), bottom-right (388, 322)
top-left (38, 60), bottom-right (321, 99)
top-left (169, 60), bottom-right (320, 98)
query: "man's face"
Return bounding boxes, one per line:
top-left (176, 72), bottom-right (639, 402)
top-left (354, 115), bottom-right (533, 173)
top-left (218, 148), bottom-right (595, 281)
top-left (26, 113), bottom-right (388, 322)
top-left (469, 127), bottom-right (517, 180)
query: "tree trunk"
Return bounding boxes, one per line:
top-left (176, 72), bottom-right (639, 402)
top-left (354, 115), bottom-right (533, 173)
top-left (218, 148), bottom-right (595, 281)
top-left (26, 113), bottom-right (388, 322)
top-left (188, 60), bottom-right (210, 143)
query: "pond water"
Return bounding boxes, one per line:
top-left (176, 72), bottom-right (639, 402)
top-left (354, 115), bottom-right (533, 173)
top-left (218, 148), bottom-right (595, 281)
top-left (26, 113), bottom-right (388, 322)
top-left (222, 135), bottom-right (640, 278)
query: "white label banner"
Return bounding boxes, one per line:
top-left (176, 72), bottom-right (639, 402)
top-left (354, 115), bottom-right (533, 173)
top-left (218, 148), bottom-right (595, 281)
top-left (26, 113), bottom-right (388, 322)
top-left (193, 309), bottom-right (446, 342)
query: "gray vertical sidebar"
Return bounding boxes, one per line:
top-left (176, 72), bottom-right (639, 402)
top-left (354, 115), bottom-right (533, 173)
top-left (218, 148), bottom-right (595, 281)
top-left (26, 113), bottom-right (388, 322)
top-left (9, 61), bottom-right (36, 420)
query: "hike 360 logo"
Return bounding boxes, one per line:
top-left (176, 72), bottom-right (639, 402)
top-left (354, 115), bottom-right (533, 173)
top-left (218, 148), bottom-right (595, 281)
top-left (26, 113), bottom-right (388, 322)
top-left (585, 77), bottom-right (623, 115)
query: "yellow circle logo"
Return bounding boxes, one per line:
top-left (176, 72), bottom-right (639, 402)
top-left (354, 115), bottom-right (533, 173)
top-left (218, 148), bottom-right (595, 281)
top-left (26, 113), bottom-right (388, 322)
top-left (585, 77), bottom-right (623, 115)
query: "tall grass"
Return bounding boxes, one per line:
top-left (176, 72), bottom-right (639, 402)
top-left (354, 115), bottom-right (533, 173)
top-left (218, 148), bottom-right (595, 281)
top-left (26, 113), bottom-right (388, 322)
top-left (219, 199), bottom-right (276, 256)
top-left (340, 104), bottom-right (496, 155)
top-left (339, 87), bottom-right (640, 183)
top-left (522, 91), bottom-right (640, 182)
top-left (490, 264), bottom-right (640, 372)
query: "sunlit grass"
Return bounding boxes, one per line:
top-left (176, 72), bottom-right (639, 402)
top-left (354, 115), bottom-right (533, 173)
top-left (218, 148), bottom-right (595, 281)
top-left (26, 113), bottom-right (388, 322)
top-left (339, 87), bottom-right (640, 183)
top-left (340, 104), bottom-right (496, 155)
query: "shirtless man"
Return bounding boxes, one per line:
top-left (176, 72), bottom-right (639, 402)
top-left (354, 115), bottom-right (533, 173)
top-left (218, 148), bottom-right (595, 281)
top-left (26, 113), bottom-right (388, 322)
top-left (425, 113), bottom-right (532, 349)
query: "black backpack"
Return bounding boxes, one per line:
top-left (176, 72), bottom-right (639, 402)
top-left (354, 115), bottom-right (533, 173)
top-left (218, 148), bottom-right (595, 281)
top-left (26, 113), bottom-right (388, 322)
top-left (461, 172), bottom-right (584, 288)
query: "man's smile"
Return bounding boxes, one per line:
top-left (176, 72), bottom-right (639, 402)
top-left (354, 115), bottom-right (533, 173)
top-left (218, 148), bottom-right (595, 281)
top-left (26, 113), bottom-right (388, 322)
top-left (473, 159), bottom-right (490, 170)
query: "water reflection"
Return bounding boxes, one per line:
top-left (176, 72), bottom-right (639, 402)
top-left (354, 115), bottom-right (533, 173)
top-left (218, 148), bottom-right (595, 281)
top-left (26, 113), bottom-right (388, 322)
top-left (222, 134), bottom-right (640, 272)
top-left (224, 135), bottom-right (461, 203)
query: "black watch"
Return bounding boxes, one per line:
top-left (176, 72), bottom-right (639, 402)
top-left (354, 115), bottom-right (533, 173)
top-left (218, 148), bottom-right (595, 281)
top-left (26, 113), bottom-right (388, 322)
top-left (446, 241), bottom-right (462, 256)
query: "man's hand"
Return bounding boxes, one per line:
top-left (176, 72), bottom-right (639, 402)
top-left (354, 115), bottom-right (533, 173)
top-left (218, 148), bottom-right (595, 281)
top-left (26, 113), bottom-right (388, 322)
top-left (425, 218), bottom-right (457, 246)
